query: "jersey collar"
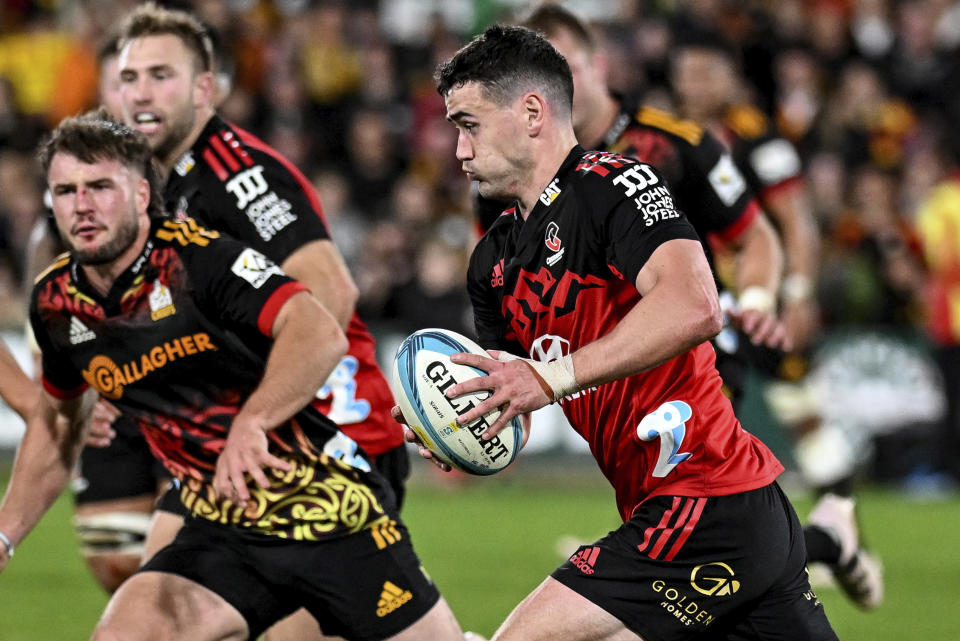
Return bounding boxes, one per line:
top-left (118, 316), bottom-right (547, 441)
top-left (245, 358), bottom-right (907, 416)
top-left (69, 217), bottom-right (161, 313)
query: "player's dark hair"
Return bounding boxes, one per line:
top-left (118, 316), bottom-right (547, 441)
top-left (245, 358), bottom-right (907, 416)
top-left (96, 32), bottom-right (121, 66)
top-left (521, 3), bottom-right (595, 52)
top-left (435, 24), bottom-right (573, 117)
top-left (117, 1), bottom-right (213, 73)
top-left (671, 25), bottom-right (743, 71)
top-left (38, 109), bottom-right (167, 220)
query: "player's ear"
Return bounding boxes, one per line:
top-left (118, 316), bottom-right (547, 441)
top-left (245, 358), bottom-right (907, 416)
top-left (135, 177), bottom-right (151, 216)
top-left (193, 70), bottom-right (215, 108)
top-left (523, 92), bottom-right (546, 135)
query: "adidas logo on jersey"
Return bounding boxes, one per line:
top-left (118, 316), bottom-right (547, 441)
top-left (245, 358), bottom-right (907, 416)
top-left (570, 546), bottom-right (601, 574)
top-left (69, 316), bottom-right (96, 345)
top-left (376, 581), bottom-right (413, 617)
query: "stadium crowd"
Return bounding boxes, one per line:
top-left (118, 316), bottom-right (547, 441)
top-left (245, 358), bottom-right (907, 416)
top-left (0, 0), bottom-right (958, 489)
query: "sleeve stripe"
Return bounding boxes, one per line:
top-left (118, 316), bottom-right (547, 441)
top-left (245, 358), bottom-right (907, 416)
top-left (42, 376), bottom-right (88, 400)
top-left (714, 199), bottom-right (761, 243)
top-left (209, 135), bottom-right (242, 173)
top-left (221, 131), bottom-right (254, 167)
top-left (203, 148), bottom-right (229, 181)
top-left (257, 281), bottom-right (310, 337)
top-left (759, 175), bottom-right (805, 202)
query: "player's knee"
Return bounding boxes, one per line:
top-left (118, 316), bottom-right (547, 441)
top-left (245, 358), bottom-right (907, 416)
top-left (75, 511), bottom-right (152, 592)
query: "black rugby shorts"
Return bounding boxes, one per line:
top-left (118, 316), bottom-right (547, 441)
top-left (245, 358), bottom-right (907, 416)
top-left (73, 416), bottom-right (169, 505)
top-left (141, 516), bottom-right (440, 640)
top-left (552, 483), bottom-right (838, 641)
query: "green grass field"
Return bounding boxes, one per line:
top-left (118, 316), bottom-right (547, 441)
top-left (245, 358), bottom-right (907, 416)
top-left (1, 457), bottom-right (958, 640)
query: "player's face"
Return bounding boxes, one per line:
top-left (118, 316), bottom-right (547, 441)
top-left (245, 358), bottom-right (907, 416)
top-left (118, 34), bottom-right (211, 163)
top-left (98, 53), bottom-right (124, 120)
top-left (671, 48), bottom-right (735, 120)
top-left (47, 153), bottom-right (148, 266)
top-left (445, 81), bottom-right (534, 202)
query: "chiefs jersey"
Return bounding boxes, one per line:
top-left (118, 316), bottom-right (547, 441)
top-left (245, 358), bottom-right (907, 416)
top-left (478, 98), bottom-right (761, 257)
top-left (31, 218), bottom-right (391, 540)
top-left (164, 115), bottom-right (401, 456)
top-left (717, 103), bottom-right (805, 205)
top-left (468, 147), bottom-right (783, 521)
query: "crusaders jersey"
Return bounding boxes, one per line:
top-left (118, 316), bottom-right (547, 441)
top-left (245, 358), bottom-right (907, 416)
top-left (31, 218), bottom-right (391, 540)
top-left (478, 98), bottom-right (761, 258)
top-left (164, 115), bottom-right (401, 456)
top-left (468, 147), bottom-right (783, 521)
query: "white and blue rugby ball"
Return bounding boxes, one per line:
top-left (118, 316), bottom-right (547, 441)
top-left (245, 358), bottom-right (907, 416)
top-left (392, 328), bottom-right (522, 475)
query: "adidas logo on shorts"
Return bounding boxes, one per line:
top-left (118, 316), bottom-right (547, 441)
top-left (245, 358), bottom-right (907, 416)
top-left (570, 546), bottom-right (601, 575)
top-left (376, 581), bottom-right (413, 617)
top-left (69, 316), bottom-right (96, 345)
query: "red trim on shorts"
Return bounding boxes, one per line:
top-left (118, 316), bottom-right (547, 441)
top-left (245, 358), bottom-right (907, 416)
top-left (209, 135), bottom-right (241, 172)
top-left (257, 282), bottom-right (309, 337)
top-left (637, 496), bottom-right (681, 553)
top-left (714, 199), bottom-right (761, 244)
top-left (42, 377), bottom-right (88, 400)
top-left (664, 498), bottom-right (707, 561)
top-left (649, 497), bottom-right (697, 559)
top-left (203, 149), bottom-right (228, 181)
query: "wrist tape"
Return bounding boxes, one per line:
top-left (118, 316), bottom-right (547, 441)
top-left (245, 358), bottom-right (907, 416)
top-left (499, 352), bottom-right (579, 402)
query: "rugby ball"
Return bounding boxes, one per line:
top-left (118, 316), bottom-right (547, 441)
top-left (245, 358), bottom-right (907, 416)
top-left (392, 328), bottom-right (522, 475)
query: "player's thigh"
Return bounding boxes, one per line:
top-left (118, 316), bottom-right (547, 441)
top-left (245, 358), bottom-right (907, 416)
top-left (142, 483), bottom-right (189, 562)
top-left (263, 609), bottom-right (329, 641)
top-left (92, 570), bottom-right (248, 641)
top-left (384, 597), bottom-right (461, 641)
top-left (491, 577), bottom-right (643, 641)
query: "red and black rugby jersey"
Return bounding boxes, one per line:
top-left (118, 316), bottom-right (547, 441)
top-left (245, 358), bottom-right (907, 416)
top-left (164, 115), bottom-right (401, 456)
top-left (468, 147), bottom-right (783, 521)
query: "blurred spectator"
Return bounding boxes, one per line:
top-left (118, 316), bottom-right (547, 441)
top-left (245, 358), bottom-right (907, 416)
top-left (914, 146), bottom-right (960, 485)
top-left (819, 164), bottom-right (925, 328)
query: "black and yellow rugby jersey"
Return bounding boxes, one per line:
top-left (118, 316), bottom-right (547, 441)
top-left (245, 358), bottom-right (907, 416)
top-left (30, 217), bottom-right (391, 540)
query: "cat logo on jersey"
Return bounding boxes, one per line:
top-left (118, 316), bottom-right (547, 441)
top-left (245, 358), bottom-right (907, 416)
top-left (545, 222), bottom-right (565, 266)
top-left (539, 178), bottom-right (562, 206)
top-left (173, 150), bottom-right (195, 177)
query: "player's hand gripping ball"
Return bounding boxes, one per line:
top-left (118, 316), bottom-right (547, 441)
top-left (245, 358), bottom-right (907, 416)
top-left (392, 328), bottom-right (522, 475)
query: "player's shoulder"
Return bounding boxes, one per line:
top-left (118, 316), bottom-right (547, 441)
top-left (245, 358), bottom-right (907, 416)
top-left (152, 217), bottom-right (222, 250)
top-left (32, 251), bottom-right (71, 287)
top-left (572, 149), bottom-right (665, 201)
top-left (723, 103), bottom-right (771, 140)
top-left (634, 106), bottom-right (705, 146)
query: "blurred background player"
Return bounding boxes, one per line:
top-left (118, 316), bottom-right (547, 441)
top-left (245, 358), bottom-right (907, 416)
top-left (114, 4), bottom-right (410, 638)
top-left (670, 27), bottom-right (882, 609)
top-left (517, 3), bottom-right (788, 351)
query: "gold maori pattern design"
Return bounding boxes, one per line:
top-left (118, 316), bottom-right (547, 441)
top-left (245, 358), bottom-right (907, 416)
top-left (177, 452), bottom-right (389, 539)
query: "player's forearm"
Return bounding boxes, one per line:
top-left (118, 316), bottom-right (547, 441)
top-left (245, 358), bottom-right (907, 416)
top-left (235, 292), bottom-right (348, 431)
top-left (733, 214), bottom-right (783, 309)
top-left (0, 393), bottom-right (93, 549)
top-left (572, 241), bottom-right (722, 387)
top-left (767, 190), bottom-right (820, 297)
top-left (281, 239), bottom-right (359, 330)
top-left (0, 343), bottom-right (38, 421)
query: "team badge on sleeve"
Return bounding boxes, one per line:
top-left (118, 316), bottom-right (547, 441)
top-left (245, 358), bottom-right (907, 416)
top-left (230, 248), bottom-right (284, 288)
top-left (708, 154), bottom-right (747, 206)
